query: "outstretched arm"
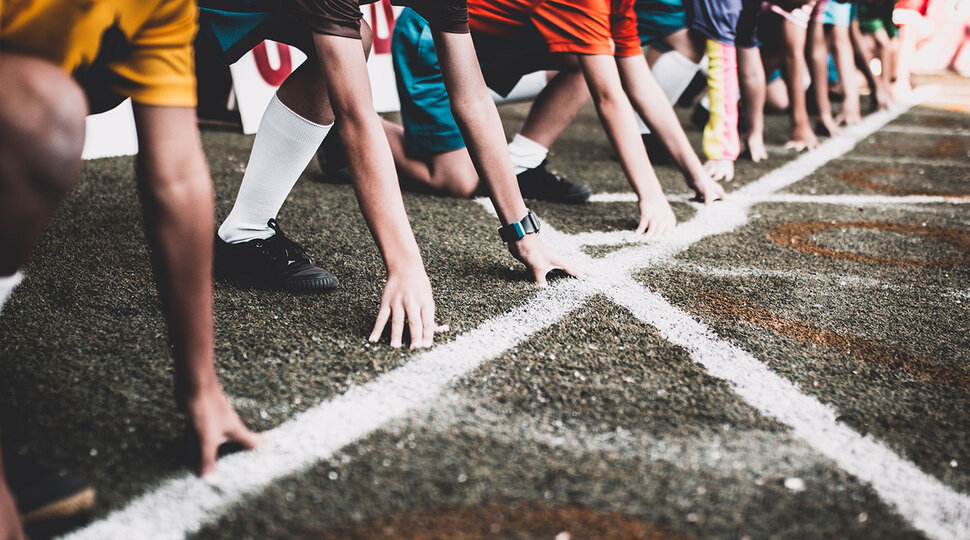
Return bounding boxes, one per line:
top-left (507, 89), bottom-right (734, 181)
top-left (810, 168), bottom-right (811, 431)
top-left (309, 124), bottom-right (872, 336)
top-left (617, 52), bottom-right (727, 198)
top-left (310, 33), bottom-right (437, 347)
top-left (432, 31), bottom-right (585, 284)
top-left (579, 53), bottom-right (676, 236)
top-left (132, 104), bottom-right (261, 476)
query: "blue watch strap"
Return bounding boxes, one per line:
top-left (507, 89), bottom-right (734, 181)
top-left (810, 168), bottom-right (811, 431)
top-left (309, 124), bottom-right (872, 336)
top-left (498, 210), bottom-right (540, 242)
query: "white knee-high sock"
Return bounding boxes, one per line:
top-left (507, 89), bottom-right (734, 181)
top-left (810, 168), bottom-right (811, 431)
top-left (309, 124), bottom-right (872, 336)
top-left (639, 51), bottom-right (705, 134)
top-left (0, 271), bottom-right (23, 313)
top-left (219, 94), bottom-right (333, 243)
top-left (508, 134), bottom-right (549, 175)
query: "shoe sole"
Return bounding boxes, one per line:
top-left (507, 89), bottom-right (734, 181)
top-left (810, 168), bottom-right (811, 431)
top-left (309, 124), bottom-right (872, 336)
top-left (522, 192), bottom-right (591, 205)
top-left (281, 274), bottom-right (339, 293)
top-left (215, 269), bottom-right (339, 294)
top-left (22, 486), bottom-right (96, 523)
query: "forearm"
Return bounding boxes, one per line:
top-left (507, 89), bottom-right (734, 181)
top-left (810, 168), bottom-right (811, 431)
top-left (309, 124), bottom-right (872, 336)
top-left (136, 143), bottom-right (218, 397)
top-left (617, 55), bottom-right (707, 175)
top-left (808, 23), bottom-right (833, 117)
top-left (738, 46), bottom-right (766, 135)
top-left (312, 34), bottom-right (425, 272)
top-left (345, 110), bottom-right (425, 272)
top-left (433, 31), bottom-right (527, 225)
top-left (582, 56), bottom-right (664, 202)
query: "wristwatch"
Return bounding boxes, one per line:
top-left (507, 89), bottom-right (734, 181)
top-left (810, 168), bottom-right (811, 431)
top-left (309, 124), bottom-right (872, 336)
top-left (498, 209), bottom-right (540, 242)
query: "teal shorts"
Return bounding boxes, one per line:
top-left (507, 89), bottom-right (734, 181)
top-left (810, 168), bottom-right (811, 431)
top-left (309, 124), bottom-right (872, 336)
top-left (636, 0), bottom-right (689, 45)
top-left (392, 8), bottom-right (466, 155)
top-left (823, 0), bottom-right (853, 27)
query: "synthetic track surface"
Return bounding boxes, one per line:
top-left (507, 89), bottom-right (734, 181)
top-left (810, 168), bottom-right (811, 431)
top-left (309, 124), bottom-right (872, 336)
top-left (1, 78), bottom-right (968, 539)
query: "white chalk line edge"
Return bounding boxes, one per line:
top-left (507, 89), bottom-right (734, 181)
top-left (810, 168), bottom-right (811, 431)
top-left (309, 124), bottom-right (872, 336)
top-left (67, 85), bottom-right (968, 540)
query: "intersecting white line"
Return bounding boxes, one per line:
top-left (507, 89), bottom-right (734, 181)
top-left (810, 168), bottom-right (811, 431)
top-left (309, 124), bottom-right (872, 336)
top-left (592, 192), bottom-right (970, 206)
top-left (67, 86), bottom-right (969, 540)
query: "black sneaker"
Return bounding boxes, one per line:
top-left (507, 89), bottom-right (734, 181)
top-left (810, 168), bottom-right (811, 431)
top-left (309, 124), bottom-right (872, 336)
top-left (215, 219), bottom-right (339, 293)
top-left (516, 160), bottom-right (591, 204)
top-left (1, 406), bottom-right (95, 535)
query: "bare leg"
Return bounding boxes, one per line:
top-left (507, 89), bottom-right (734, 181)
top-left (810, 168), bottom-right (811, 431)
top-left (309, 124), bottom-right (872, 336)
top-left (830, 25), bottom-right (862, 124)
top-left (893, 23), bottom-right (918, 98)
top-left (382, 119), bottom-right (479, 197)
top-left (738, 46), bottom-right (768, 161)
top-left (850, 22), bottom-right (891, 110)
top-left (873, 29), bottom-right (894, 104)
top-left (781, 18), bottom-right (820, 150)
top-left (656, 29), bottom-right (707, 63)
top-left (809, 21), bottom-right (841, 135)
top-left (0, 54), bottom-right (87, 277)
top-left (518, 65), bottom-right (590, 148)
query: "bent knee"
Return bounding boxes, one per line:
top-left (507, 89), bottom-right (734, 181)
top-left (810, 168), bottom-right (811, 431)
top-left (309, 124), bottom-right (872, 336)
top-left (0, 55), bottom-right (87, 196)
top-left (433, 168), bottom-right (479, 198)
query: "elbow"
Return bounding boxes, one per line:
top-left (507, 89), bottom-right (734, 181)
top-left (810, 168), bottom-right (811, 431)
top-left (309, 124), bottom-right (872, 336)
top-left (140, 155), bottom-right (213, 210)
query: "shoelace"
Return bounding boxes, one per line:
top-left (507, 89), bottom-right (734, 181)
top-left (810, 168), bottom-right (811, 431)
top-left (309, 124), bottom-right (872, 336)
top-left (258, 220), bottom-right (313, 266)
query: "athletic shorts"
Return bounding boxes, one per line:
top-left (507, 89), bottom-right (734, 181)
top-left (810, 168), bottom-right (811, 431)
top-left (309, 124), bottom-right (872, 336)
top-left (199, 0), bottom-right (468, 65)
top-left (688, 0), bottom-right (761, 47)
top-left (469, 0), bottom-right (640, 57)
top-left (635, 0), bottom-right (688, 45)
top-left (392, 8), bottom-right (467, 155)
top-left (856, 3), bottom-right (898, 37)
top-left (823, 0), bottom-right (853, 27)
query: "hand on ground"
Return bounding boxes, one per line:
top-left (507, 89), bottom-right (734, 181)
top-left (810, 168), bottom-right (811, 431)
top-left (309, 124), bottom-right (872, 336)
top-left (636, 197), bottom-right (677, 238)
top-left (744, 133), bottom-right (769, 163)
top-left (507, 234), bottom-right (586, 288)
top-left (186, 387), bottom-right (263, 478)
top-left (835, 110), bottom-right (863, 126)
top-left (702, 159), bottom-right (736, 183)
top-left (817, 116), bottom-right (843, 137)
top-left (874, 88), bottom-right (892, 111)
top-left (369, 264), bottom-right (439, 349)
top-left (784, 125), bottom-right (821, 152)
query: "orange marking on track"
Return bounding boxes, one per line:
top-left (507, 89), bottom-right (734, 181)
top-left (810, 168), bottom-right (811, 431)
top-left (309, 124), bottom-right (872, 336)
top-left (308, 502), bottom-right (690, 539)
top-left (694, 294), bottom-right (970, 391)
top-left (872, 136), bottom-right (969, 158)
top-left (834, 168), bottom-right (970, 198)
top-left (767, 221), bottom-right (970, 267)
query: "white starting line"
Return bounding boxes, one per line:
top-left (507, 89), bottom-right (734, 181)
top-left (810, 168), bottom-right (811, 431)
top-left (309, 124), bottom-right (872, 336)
top-left (67, 86), bottom-right (970, 540)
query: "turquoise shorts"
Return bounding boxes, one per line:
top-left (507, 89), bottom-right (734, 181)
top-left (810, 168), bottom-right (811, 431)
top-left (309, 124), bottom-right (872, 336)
top-left (636, 0), bottom-right (689, 45)
top-left (392, 8), bottom-right (466, 155)
top-left (824, 0), bottom-right (853, 27)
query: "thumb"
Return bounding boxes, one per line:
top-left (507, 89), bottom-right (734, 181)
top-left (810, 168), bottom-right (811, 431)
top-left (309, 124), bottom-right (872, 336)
top-left (233, 428), bottom-right (263, 451)
top-left (198, 435), bottom-right (222, 478)
top-left (533, 266), bottom-right (549, 288)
